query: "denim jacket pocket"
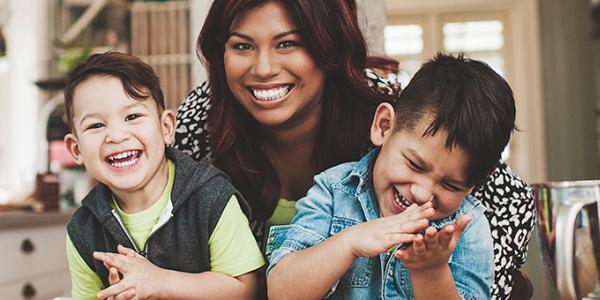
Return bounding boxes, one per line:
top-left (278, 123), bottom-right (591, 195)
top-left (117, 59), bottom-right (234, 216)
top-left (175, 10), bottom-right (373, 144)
top-left (330, 217), bottom-right (373, 288)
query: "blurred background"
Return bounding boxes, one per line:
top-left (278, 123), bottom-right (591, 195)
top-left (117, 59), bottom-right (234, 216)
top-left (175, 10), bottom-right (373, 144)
top-left (0, 0), bottom-right (598, 298)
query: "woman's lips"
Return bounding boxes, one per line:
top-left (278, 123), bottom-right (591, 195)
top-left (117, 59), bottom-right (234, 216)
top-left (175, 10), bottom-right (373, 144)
top-left (247, 84), bottom-right (294, 102)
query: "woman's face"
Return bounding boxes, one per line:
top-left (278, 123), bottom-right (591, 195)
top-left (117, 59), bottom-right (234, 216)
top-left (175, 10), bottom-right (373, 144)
top-left (223, 1), bottom-right (325, 130)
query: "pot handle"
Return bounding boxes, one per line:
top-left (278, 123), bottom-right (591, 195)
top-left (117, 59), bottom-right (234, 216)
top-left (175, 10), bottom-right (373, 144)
top-left (556, 201), bottom-right (591, 300)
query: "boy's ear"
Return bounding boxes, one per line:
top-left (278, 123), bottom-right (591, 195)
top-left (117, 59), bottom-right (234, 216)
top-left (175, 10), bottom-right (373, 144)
top-left (370, 103), bottom-right (396, 146)
top-left (161, 109), bottom-right (177, 146)
top-left (64, 133), bottom-right (84, 165)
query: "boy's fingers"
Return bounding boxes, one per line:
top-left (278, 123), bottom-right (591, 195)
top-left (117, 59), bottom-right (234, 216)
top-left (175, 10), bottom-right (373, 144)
top-left (117, 244), bottom-right (137, 258)
top-left (93, 251), bottom-right (107, 261)
top-left (394, 249), bottom-right (409, 260)
top-left (439, 225), bottom-right (454, 246)
top-left (424, 227), bottom-right (440, 250)
top-left (97, 253), bottom-right (128, 272)
top-left (412, 234), bottom-right (427, 256)
top-left (97, 281), bottom-right (129, 300)
top-left (390, 233), bottom-right (418, 244)
top-left (398, 218), bottom-right (429, 233)
top-left (114, 288), bottom-right (136, 300)
top-left (108, 267), bottom-right (120, 285)
top-left (409, 207), bottom-right (434, 221)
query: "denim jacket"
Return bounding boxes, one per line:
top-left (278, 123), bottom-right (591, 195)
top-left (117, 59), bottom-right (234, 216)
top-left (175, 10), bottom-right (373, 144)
top-left (266, 149), bottom-right (494, 300)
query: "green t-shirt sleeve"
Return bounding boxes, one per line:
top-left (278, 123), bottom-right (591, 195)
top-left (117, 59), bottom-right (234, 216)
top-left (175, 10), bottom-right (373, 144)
top-left (66, 234), bottom-right (103, 299)
top-left (209, 195), bottom-right (266, 277)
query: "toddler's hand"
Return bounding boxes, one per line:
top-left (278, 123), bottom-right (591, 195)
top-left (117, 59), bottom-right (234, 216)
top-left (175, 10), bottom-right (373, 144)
top-left (93, 245), bottom-right (162, 300)
top-left (343, 202), bottom-right (434, 258)
top-left (394, 214), bottom-right (471, 273)
top-left (105, 267), bottom-right (135, 300)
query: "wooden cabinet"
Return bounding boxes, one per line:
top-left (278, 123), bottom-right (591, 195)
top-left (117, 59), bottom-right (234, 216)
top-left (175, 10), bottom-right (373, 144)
top-left (0, 211), bottom-right (72, 299)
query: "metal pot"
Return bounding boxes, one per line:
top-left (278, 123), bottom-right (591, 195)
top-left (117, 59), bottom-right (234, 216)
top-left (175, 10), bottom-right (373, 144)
top-left (533, 180), bottom-right (600, 300)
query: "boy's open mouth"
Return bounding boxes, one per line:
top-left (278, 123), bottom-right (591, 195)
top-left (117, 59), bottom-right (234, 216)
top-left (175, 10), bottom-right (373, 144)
top-left (393, 187), bottom-right (412, 211)
top-left (105, 150), bottom-right (142, 168)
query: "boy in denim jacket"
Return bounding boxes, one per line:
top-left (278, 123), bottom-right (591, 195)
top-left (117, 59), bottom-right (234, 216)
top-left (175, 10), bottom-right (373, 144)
top-left (266, 53), bottom-right (515, 299)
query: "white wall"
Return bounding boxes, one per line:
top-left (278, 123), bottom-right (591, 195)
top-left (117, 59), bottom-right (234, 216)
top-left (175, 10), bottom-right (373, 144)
top-left (0, 0), bottom-right (47, 199)
top-left (189, 0), bottom-right (211, 87)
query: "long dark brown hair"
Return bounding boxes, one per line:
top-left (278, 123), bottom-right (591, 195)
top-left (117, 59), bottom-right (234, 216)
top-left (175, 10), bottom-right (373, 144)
top-left (198, 0), bottom-right (395, 220)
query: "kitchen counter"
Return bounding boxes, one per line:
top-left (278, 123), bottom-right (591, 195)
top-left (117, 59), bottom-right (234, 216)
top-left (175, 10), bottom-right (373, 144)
top-left (0, 209), bottom-right (74, 229)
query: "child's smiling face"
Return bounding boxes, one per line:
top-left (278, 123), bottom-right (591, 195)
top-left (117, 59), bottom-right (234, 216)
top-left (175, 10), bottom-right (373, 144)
top-left (64, 76), bottom-right (175, 195)
top-left (370, 103), bottom-right (473, 220)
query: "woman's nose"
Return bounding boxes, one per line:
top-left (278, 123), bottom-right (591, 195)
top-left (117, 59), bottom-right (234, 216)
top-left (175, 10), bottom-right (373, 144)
top-left (251, 49), bottom-right (280, 78)
top-left (410, 183), bottom-right (435, 205)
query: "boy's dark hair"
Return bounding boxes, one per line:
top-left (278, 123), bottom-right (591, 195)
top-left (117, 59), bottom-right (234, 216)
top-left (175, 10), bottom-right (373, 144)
top-left (394, 53), bottom-right (516, 187)
top-left (64, 51), bottom-right (165, 131)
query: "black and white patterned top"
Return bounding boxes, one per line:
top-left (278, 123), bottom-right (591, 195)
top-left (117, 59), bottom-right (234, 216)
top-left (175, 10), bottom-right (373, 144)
top-left (173, 72), bottom-right (535, 300)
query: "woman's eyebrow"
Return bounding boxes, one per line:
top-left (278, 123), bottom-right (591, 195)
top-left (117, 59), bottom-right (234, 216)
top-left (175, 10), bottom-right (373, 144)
top-left (229, 29), bottom-right (300, 42)
top-left (229, 32), bottom-right (254, 42)
top-left (273, 30), bottom-right (300, 40)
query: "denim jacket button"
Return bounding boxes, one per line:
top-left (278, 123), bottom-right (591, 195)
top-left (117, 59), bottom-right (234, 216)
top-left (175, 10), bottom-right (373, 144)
top-left (388, 269), bottom-right (393, 276)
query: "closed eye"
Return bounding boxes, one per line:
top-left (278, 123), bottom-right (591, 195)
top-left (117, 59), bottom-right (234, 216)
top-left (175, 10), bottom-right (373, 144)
top-left (441, 181), bottom-right (461, 192)
top-left (407, 159), bottom-right (425, 172)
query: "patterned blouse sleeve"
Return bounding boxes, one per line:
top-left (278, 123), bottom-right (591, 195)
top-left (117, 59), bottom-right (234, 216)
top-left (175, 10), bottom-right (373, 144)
top-left (471, 163), bottom-right (536, 299)
top-left (173, 81), bottom-right (212, 162)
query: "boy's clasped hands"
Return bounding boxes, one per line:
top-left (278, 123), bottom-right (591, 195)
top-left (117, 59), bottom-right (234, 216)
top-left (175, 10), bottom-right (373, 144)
top-left (343, 201), bottom-right (472, 272)
top-left (93, 245), bottom-right (159, 300)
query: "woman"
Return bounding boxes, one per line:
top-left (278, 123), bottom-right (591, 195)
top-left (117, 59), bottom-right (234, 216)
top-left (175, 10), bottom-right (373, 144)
top-left (175, 0), bottom-right (534, 299)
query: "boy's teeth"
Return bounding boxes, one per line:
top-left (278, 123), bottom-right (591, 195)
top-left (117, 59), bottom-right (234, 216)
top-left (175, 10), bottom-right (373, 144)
top-left (252, 86), bottom-right (290, 101)
top-left (393, 189), bottom-right (412, 208)
top-left (107, 150), bottom-right (141, 167)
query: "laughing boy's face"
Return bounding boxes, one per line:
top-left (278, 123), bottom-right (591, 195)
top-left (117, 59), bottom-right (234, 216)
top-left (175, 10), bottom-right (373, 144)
top-left (370, 104), bottom-right (473, 219)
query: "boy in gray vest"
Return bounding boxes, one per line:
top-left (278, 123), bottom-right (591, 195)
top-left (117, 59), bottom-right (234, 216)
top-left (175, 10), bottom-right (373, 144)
top-left (64, 52), bottom-right (264, 299)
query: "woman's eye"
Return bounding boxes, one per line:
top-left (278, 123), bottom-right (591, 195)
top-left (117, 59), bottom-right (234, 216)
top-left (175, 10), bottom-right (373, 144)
top-left (125, 114), bottom-right (142, 121)
top-left (86, 123), bottom-right (103, 130)
top-left (277, 40), bottom-right (298, 49)
top-left (232, 43), bottom-right (253, 51)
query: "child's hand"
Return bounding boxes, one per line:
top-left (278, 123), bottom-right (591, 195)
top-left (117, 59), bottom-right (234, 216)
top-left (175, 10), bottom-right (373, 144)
top-left (394, 214), bottom-right (472, 273)
top-left (93, 245), bottom-right (163, 300)
top-left (105, 267), bottom-right (136, 300)
top-left (343, 202), bottom-right (434, 258)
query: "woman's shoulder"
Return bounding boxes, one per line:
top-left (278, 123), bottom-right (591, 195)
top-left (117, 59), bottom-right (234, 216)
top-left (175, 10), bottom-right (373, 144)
top-left (173, 81), bottom-right (212, 161)
top-left (473, 162), bottom-right (532, 206)
top-left (177, 81), bottom-right (211, 116)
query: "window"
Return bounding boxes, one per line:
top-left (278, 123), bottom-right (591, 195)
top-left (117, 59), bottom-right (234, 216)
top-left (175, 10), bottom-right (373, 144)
top-left (385, 12), bottom-right (511, 160)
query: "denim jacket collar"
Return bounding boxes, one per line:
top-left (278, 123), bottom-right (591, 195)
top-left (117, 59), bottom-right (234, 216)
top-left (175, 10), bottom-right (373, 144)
top-left (338, 148), bottom-right (381, 222)
top-left (341, 148), bottom-right (379, 194)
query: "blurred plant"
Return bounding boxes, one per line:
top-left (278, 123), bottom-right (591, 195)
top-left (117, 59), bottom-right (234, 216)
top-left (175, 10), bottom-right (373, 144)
top-left (58, 47), bottom-right (92, 74)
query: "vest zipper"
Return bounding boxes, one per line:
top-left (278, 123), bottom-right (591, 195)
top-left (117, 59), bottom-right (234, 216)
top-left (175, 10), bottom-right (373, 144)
top-left (111, 209), bottom-right (141, 254)
top-left (141, 212), bottom-right (174, 257)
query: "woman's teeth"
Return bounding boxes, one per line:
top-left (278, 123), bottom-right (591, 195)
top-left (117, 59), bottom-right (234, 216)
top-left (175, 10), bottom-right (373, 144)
top-left (106, 150), bottom-right (141, 168)
top-left (252, 85), bottom-right (291, 101)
